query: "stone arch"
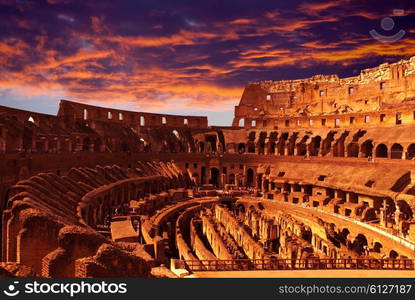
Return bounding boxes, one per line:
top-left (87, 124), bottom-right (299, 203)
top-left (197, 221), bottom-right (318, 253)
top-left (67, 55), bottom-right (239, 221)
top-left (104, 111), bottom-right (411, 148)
top-left (360, 140), bottom-right (373, 158)
top-left (94, 138), bottom-right (103, 152)
top-left (375, 143), bottom-right (388, 158)
top-left (268, 132), bottom-right (277, 154)
top-left (407, 144), bottom-right (415, 160)
top-left (205, 135), bottom-right (217, 152)
top-left (228, 173), bottom-right (235, 185)
top-left (308, 136), bottom-right (321, 156)
top-left (247, 142), bottom-right (255, 153)
top-left (237, 204), bottom-right (245, 214)
top-left (397, 200), bottom-right (413, 220)
top-left (321, 131), bottom-right (336, 156)
top-left (333, 131), bottom-right (349, 157)
top-left (361, 207), bottom-right (377, 221)
top-left (61, 138), bottom-right (71, 152)
top-left (210, 168), bottom-right (220, 187)
top-left (352, 233), bottom-right (368, 255)
top-left (286, 132), bottom-right (298, 156)
top-left (390, 143), bottom-right (403, 159)
top-left (296, 136), bottom-right (309, 156)
top-left (237, 143), bottom-right (245, 154)
top-left (347, 142), bottom-right (359, 157)
top-left (201, 166), bottom-right (206, 185)
top-left (198, 141), bottom-right (205, 153)
top-left (277, 132), bottom-right (289, 155)
top-left (257, 132), bottom-right (267, 154)
top-left (172, 130), bottom-right (180, 139)
top-left (246, 168), bottom-right (254, 187)
top-left (341, 228), bottom-right (350, 238)
top-left (373, 241), bottom-right (383, 253)
top-left (389, 250), bottom-right (399, 259)
top-left (301, 226), bottom-right (312, 243)
top-left (82, 137), bottom-right (91, 152)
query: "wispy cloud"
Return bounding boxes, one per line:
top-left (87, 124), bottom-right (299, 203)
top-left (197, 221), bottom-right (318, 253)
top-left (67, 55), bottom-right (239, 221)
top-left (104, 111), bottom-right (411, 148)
top-left (0, 0), bottom-right (413, 122)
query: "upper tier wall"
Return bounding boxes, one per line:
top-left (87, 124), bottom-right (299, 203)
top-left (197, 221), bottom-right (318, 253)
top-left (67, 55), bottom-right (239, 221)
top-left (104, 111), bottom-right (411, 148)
top-left (233, 56), bottom-right (415, 127)
top-left (58, 100), bottom-right (208, 128)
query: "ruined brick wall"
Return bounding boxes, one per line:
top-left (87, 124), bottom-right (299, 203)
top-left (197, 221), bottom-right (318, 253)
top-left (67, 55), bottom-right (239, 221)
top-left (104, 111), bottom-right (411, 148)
top-left (2, 161), bottom-right (188, 277)
top-left (214, 205), bottom-right (265, 259)
top-left (201, 214), bottom-right (233, 260)
top-left (233, 56), bottom-right (415, 129)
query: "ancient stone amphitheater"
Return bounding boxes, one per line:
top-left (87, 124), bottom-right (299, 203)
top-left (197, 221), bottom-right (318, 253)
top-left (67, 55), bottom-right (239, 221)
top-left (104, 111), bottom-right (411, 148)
top-left (1, 56), bottom-right (415, 277)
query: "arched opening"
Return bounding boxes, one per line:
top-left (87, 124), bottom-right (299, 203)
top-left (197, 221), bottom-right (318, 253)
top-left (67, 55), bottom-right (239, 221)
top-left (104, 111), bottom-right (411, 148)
top-left (198, 142), bottom-right (205, 153)
top-left (94, 138), bottom-right (102, 152)
top-left (172, 130), bottom-right (180, 138)
top-left (61, 138), bottom-right (71, 152)
top-left (138, 138), bottom-right (146, 152)
top-left (373, 242), bottom-right (383, 253)
top-left (397, 200), bottom-right (413, 220)
top-left (308, 136), bottom-right (321, 156)
top-left (205, 135), bottom-right (217, 152)
top-left (286, 133), bottom-right (297, 156)
top-left (238, 118), bottom-right (245, 127)
top-left (375, 144), bottom-right (388, 158)
top-left (301, 227), bottom-right (312, 243)
top-left (277, 133), bottom-right (288, 155)
top-left (321, 132), bottom-right (335, 156)
top-left (210, 168), bottom-right (219, 187)
top-left (237, 143), bottom-right (245, 154)
top-left (246, 168), bottom-right (254, 187)
top-left (82, 137), bottom-right (91, 152)
top-left (333, 132), bottom-right (348, 157)
top-left (352, 234), bottom-right (368, 255)
top-left (268, 132), bottom-right (277, 154)
top-left (389, 250), bottom-right (399, 259)
top-left (390, 143), bottom-right (403, 159)
top-left (268, 142), bottom-right (275, 154)
top-left (296, 136), bottom-right (308, 156)
top-left (201, 166), bottom-right (206, 185)
top-left (257, 132), bottom-right (267, 155)
top-left (140, 116), bottom-right (145, 126)
top-left (229, 173), bottom-right (235, 185)
top-left (360, 140), bottom-right (373, 158)
top-left (407, 144), bottom-right (415, 160)
top-left (340, 228), bottom-right (350, 244)
top-left (83, 109), bottom-right (88, 120)
top-left (247, 142), bottom-right (255, 153)
top-left (28, 116), bottom-right (35, 123)
top-left (347, 142), bottom-right (359, 157)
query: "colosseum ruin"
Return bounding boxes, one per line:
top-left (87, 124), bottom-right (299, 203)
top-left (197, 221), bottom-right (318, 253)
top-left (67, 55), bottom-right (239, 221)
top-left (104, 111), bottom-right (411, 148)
top-left (1, 56), bottom-right (415, 278)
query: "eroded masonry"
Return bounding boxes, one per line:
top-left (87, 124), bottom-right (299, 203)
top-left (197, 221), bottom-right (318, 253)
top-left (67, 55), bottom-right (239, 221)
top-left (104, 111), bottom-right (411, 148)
top-left (1, 57), bottom-right (415, 277)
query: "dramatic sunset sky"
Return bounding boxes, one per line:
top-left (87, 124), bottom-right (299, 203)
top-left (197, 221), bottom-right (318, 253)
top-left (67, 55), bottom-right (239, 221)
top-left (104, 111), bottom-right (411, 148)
top-left (0, 0), bottom-right (414, 125)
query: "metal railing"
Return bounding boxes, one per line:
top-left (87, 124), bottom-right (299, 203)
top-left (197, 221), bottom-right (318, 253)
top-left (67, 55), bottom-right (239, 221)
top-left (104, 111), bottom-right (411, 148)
top-left (184, 258), bottom-right (415, 272)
